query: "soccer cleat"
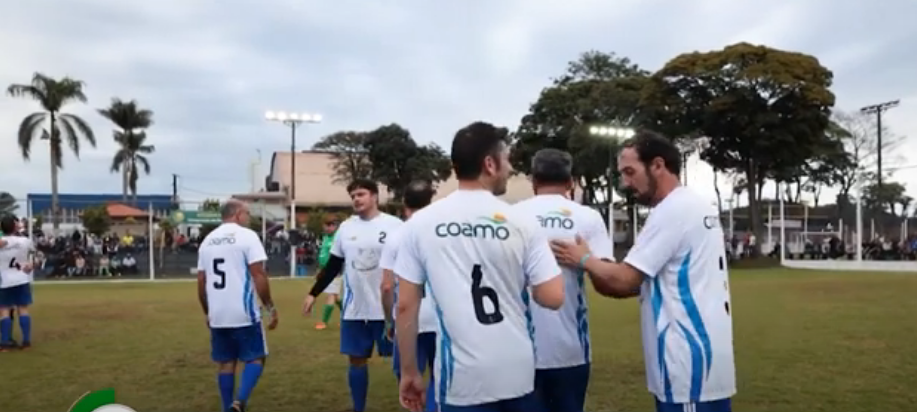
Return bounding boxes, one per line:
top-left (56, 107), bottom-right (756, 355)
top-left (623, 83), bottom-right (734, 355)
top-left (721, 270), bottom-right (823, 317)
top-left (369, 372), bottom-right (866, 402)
top-left (229, 400), bottom-right (245, 412)
top-left (19, 341), bottom-right (31, 350)
top-left (315, 322), bottom-right (327, 330)
top-left (0, 341), bottom-right (18, 352)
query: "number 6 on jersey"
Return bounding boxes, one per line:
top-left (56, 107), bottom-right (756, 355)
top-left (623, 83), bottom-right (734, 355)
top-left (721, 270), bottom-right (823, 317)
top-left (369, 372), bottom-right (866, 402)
top-left (471, 264), bottom-right (503, 325)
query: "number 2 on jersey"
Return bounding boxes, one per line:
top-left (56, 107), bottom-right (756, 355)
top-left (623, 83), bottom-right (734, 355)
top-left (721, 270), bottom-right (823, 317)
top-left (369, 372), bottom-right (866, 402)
top-left (212, 258), bottom-right (226, 290)
top-left (471, 264), bottom-right (503, 325)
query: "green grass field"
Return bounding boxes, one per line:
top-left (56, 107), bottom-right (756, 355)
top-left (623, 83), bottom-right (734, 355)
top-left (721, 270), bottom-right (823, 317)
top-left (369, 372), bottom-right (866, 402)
top-left (2, 269), bottom-right (916, 412)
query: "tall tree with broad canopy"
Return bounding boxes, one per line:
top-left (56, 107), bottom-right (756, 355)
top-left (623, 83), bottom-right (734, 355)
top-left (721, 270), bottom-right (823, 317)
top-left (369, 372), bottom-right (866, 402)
top-left (98, 98), bottom-right (155, 203)
top-left (7, 73), bottom-right (97, 232)
top-left (363, 124), bottom-right (451, 200)
top-left (640, 43), bottom-right (836, 255)
top-left (511, 51), bottom-right (650, 222)
top-left (312, 131), bottom-right (374, 184)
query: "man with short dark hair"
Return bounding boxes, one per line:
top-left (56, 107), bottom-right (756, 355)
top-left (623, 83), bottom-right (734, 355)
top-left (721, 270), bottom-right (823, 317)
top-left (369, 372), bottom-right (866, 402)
top-left (0, 215), bottom-right (34, 351)
top-left (197, 200), bottom-right (277, 412)
top-left (303, 178), bottom-right (402, 412)
top-left (394, 122), bottom-right (566, 412)
top-left (380, 180), bottom-right (438, 412)
top-left (551, 130), bottom-right (736, 412)
top-left (512, 148), bottom-right (614, 412)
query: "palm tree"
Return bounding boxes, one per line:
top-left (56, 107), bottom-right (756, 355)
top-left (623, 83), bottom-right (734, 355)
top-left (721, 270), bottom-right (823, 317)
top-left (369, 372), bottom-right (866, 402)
top-left (98, 99), bottom-right (154, 202)
top-left (7, 73), bottom-right (97, 233)
top-left (0, 192), bottom-right (18, 216)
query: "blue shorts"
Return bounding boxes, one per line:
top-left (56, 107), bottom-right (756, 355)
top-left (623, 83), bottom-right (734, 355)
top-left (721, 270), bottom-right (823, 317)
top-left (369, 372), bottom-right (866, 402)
top-left (655, 398), bottom-right (732, 412)
top-left (393, 332), bottom-right (437, 379)
top-left (0, 284), bottom-right (33, 308)
top-left (441, 392), bottom-right (543, 412)
top-left (210, 323), bottom-right (268, 363)
top-left (340, 320), bottom-right (393, 358)
top-left (535, 363), bottom-right (590, 412)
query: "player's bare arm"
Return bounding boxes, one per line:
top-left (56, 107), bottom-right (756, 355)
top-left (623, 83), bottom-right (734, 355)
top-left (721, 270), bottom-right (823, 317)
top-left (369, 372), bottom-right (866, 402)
top-left (394, 276), bottom-right (422, 375)
top-left (532, 275), bottom-right (565, 309)
top-left (381, 269), bottom-right (396, 326)
top-left (196, 270), bottom-right (208, 317)
top-left (551, 237), bottom-right (643, 298)
top-left (249, 260), bottom-right (277, 329)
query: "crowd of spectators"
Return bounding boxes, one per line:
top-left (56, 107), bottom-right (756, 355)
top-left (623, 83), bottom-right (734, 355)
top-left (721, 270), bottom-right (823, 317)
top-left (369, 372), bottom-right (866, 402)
top-left (725, 232), bottom-right (917, 261)
top-left (31, 230), bottom-right (145, 278)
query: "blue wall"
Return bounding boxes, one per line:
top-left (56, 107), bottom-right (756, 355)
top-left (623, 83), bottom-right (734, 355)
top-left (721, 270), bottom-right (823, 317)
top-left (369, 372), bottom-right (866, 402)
top-left (26, 193), bottom-right (174, 214)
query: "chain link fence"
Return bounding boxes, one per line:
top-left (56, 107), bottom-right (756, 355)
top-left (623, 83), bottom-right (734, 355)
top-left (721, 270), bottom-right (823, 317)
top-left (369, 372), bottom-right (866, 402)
top-left (14, 196), bottom-right (315, 281)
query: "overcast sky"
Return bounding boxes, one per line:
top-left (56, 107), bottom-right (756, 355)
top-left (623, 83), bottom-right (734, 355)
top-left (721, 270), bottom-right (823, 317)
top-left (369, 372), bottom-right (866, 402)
top-left (1, 0), bottom-right (915, 208)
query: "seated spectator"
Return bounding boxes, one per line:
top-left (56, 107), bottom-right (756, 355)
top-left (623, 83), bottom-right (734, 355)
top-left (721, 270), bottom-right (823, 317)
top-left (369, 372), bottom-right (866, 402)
top-left (98, 255), bottom-right (111, 277)
top-left (121, 254), bottom-right (137, 275)
top-left (110, 255), bottom-right (122, 277)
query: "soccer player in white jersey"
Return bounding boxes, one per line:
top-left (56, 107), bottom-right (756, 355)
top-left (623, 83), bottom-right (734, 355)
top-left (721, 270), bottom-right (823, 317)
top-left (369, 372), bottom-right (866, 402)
top-left (0, 216), bottom-right (34, 351)
top-left (550, 131), bottom-right (736, 412)
top-left (197, 200), bottom-right (278, 412)
top-left (512, 149), bottom-right (615, 412)
top-left (393, 121), bottom-right (566, 412)
top-left (380, 180), bottom-right (439, 412)
top-left (303, 178), bottom-right (402, 412)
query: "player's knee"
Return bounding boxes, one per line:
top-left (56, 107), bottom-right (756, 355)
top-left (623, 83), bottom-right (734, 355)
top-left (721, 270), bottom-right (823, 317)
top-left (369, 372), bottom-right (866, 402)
top-left (349, 356), bottom-right (368, 366)
top-left (16, 306), bottom-right (29, 315)
top-left (217, 362), bottom-right (236, 373)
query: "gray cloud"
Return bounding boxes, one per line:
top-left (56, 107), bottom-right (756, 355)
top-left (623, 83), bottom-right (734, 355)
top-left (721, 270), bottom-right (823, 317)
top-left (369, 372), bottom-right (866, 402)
top-left (1, 0), bottom-right (915, 206)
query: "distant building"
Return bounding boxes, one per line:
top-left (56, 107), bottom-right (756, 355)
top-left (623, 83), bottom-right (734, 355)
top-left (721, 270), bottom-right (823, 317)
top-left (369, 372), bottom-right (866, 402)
top-left (26, 193), bottom-right (173, 232)
top-left (232, 151), bottom-right (631, 238)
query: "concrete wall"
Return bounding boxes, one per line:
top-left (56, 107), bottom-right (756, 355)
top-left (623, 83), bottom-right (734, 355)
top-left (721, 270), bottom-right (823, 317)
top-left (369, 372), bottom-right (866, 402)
top-left (782, 259), bottom-right (917, 272)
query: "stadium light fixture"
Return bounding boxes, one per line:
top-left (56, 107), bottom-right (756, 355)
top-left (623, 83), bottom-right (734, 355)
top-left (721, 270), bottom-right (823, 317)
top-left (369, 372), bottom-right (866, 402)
top-left (264, 109), bottom-right (323, 278)
top-left (589, 125), bottom-right (635, 241)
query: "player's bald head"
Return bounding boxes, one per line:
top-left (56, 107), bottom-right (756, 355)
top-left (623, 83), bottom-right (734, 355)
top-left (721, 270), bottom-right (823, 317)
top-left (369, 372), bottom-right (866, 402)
top-left (403, 180), bottom-right (435, 210)
top-left (221, 200), bottom-right (248, 220)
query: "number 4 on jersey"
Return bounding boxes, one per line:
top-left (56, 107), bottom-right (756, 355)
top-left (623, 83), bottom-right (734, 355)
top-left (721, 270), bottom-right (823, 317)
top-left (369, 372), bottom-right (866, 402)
top-left (8, 257), bottom-right (20, 270)
top-left (471, 264), bottom-right (503, 325)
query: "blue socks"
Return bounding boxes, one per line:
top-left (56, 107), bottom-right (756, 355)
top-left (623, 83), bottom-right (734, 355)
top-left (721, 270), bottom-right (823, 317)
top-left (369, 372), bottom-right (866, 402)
top-left (0, 317), bottom-right (11, 343)
top-left (348, 364), bottom-right (369, 412)
top-left (19, 315), bottom-right (31, 343)
top-left (217, 372), bottom-right (234, 411)
top-left (237, 363), bottom-right (264, 404)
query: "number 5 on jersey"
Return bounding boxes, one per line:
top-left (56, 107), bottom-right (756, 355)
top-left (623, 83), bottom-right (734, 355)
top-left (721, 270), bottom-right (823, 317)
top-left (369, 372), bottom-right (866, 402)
top-left (212, 258), bottom-right (226, 289)
top-left (471, 264), bottom-right (503, 325)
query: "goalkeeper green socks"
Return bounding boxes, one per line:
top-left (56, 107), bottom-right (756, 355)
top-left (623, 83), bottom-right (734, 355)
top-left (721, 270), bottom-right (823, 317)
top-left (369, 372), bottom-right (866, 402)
top-left (321, 304), bottom-right (335, 324)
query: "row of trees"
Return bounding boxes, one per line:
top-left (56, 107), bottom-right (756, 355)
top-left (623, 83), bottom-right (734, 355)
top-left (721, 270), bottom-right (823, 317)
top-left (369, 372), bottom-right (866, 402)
top-left (504, 43), bottom-right (910, 253)
top-left (6, 73), bottom-right (157, 230)
top-left (311, 124), bottom-right (453, 200)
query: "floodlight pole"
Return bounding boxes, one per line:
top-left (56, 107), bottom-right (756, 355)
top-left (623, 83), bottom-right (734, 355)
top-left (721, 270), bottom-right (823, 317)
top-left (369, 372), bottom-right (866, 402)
top-left (265, 111), bottom-right (322, 278)
top-left (588, 125), bottom-right (635, 250)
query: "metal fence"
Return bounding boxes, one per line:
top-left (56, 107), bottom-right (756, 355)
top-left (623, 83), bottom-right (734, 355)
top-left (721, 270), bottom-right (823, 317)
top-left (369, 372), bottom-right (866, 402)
top-left (14, 198), bottom-right (313, 281)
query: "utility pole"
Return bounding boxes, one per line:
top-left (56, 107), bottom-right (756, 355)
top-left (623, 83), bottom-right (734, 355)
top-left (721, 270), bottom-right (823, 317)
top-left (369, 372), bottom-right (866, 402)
top-left (860, 100), bottom-right (900, 190)
top-left (171, 174), bottom-right (179, 209)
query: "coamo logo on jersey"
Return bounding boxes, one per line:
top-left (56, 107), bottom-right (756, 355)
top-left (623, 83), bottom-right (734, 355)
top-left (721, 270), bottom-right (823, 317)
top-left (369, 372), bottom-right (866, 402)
top-left (69, 389), bottom-right (137, 412)
top-left (537, 208), bottom-right (574, 229)
top-left (435, 213), bottom-right (510, 240)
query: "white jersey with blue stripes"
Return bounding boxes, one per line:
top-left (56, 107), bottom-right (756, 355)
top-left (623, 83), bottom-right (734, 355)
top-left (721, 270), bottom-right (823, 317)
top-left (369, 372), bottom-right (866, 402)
top-left (197, 223), bottom-right (268, 328)
top-left (332, 213), bottom-right (403, 321)
top-left (379, 225), bottom-right (437, 334)
top-left (394, 190), bottom-right (561, 406)
top-left (512, 194), bottom-right (614, 369)
top-left (624, 187), bottom-right (736, 403)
